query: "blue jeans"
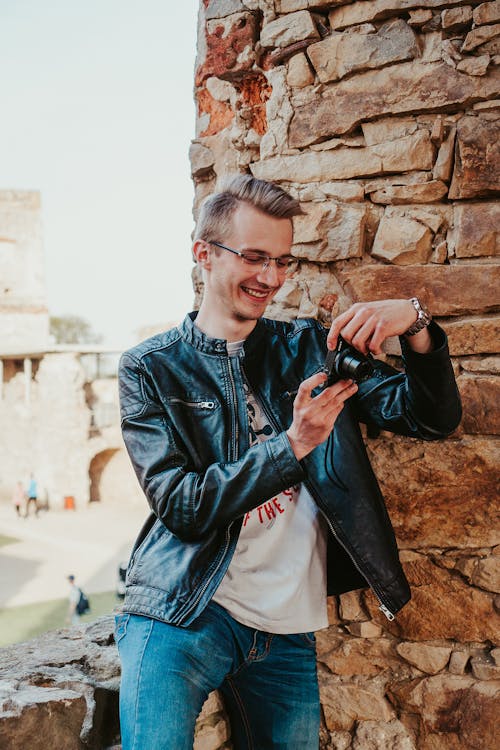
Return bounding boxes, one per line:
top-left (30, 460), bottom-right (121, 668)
top-left (115, 601), bottom-right (320, 749)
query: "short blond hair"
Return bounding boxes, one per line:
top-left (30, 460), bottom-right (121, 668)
top-left (194, 174), bottom-right (302, 243)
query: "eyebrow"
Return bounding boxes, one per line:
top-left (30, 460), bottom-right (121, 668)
top-left (241, 247), bottom-right (295, 258)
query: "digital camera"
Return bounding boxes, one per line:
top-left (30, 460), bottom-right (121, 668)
top-left (323, 337), bottom-right (374, 383)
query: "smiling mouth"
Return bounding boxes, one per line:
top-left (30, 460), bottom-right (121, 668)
top-left (241, 285), bottom-right (271, 300)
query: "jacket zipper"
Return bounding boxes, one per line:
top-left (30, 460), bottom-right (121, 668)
top-left (168, 398), bottom-right (216, 409)
top-left (177, 352), bottom-right (241, 623)
top-left (227, 356), bottom-right (239, 461)
top-left (248, 373), bottom-right (396, 621)
top-left (315, 502), bottom-right (395, 621)
top-left (175, 521), bottom-right (234, 624)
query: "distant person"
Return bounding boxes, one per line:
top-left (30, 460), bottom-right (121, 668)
top-left (25, 473), bottom-right (39, 518)
top-left (12, 481), bottom-right (24, 517)
top-left (66, 574), bottom-right (90, 626)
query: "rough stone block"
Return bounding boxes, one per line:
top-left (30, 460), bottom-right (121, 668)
top-left (196, 87), bottom-right (234, 137)
top-left (307, 19), bottom-right (418, 84)
top-left (458, 374), bottom-right (500, 434)
top-left (329, 0), bottom-right (481, 29)
top-left (408, 9), bottom-right (434, 26)
top-left (449, 115), bottom-right (500, 199)
top-left (369, 180), bottom-right (448, 204)
top-left (471, 556), bottom-right (500, 593)
top-left (252, 130), bottom-right (434, 182)
top-left (361, 116), bottom-right (417, 146)
top-left (260, 10), bottom-right (319, 49)
top-left (390, 674), bottom-right (499, 748)
top-left (320, 677), bottom-right (394, 731)
top-left (195, 12), bottom-right (257, 86)
top-left (474, 0), bottom-right (500, 25)
top-left (345, 621), bottom-right (384, 638)
top-left (0, 688), bottom-right (88, 750)
top-left (321, 637), bottom-right (394, 677)
top-left (366, 435), bottom-right (499, 549)
top-left (287, 52), bottom-right (314, 87)
top-left (352, 720), bottom-right (416, 750)
top-left (460, 356), bottom-right (500, 374)
top-left (457, 54), bottom-right (491, 76)
top-left (339, 590), bottom-right (366, 621)
top-left (325, 204), bottom-right (367, 261)
top-left (433, 126), bottom-right (456, 181)
top-left (342, 264), bottom-right (500, 316)
top-left (367, 553), bottom-right (500, 642)
top-left (451, 202), bottom-right (499, 258)
top-left (449, 650), bottom-right (471, 674)
top-left (441, 6), bottom-right (473, 30)
top-left (442, 316), bottom-right (500, 355)
top-left (276, 0), bottom-right (334, 12)
top-left (190, 141), bottom-right (215, 179)
top-left (396, 642), bottom-right (452, 674)
top-left (371, 215), bottom-right (433, 264)
top-left (470, 655), bottom-right (500, 680)
top-left (289, 62), bottom-right (500, 145)
top-left (462, 22), bottom-right (500, 51)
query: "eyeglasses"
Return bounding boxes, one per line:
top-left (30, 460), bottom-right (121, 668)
top-left (209, 241), bottom-right (298, 275)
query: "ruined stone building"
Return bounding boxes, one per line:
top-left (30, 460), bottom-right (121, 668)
top-left (0, 190), bottom-right (141, 509)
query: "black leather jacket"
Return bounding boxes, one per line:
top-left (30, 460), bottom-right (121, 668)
top-left (118, 313), bottom-right (461, 625)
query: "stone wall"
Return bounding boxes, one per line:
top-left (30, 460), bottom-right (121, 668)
top-left (0, 618), bottom-right (229, 750)
top-left (190, 2), bottom-right (499, 748)
top-left (0, 190), bottom-right (49, 352)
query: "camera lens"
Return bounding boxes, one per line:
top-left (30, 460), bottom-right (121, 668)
top-left (335, 350), bottom-right (373, 381)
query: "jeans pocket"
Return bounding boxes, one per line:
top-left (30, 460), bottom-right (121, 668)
top-left (114, 613), bottom-right (130, 645)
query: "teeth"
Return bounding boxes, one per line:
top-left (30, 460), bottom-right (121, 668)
top-left (242, 287), bottom-right (267, 299)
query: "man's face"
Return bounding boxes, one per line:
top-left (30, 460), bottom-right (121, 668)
top-left (204, 202), bottom-right (294, 323)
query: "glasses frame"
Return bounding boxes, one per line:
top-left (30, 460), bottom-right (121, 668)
top-left (208, 241), bottom-right (298, 275)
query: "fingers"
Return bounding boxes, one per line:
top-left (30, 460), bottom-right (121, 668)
top-left (316, 378), bottom-right (358, 407)
top-left (294, 371), bottom-right (327, 406)
top-left (328, 300), bottom-right (412, 354)
top-left (327, 309), bottom-right (355, 350)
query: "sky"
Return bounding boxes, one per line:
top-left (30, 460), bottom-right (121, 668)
top-left (0, 0), bottom-right (199, 346)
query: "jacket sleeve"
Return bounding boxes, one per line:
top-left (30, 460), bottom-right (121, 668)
top-left (119, 352), bottom-right (304, 542)
top-left (352, 321), bottom-right (462, 439)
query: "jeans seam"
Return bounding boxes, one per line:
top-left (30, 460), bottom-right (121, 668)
top-left (131, 617), bottom-right (155, 750)
top-left (225, 675), bottom-right (254, 750)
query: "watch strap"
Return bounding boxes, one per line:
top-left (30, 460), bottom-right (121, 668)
top-left (405, 297), bottom-right (432, 336)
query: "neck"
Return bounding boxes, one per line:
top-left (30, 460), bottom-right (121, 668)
top-left (194, 303), bottom-right (257, 342)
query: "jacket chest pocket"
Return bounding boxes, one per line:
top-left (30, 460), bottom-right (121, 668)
top-left (165, 395), bottom-right (224, 464)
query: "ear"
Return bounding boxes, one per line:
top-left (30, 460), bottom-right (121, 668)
top-left (192, 239), bottom-right (212, 270)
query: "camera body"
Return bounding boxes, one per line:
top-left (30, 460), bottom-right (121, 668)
top-left (323, 337), bottom-right (374, 384)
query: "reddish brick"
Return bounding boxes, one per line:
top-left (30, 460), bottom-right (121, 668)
top-left (236, 74), bottom-right (272, 136)
top-left (195, 13), bottom-right (257, 87)
top-left (197, 88), bottom-right (234, 137)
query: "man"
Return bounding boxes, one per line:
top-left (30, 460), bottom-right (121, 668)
top-left (117, 175), bottom-right (461, 749)
top-left (66, 574), bottom-right (81, 626)
top-left (25, 473), bottom-right (38, 518)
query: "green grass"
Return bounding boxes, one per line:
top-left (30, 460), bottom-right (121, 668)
top-left (0, 534), bottom-right (19, 548)
top-left (0, 590), bottom-right (121, 647)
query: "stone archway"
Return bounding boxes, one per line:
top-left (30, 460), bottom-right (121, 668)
top-left (88, 447), bottom-right (144, 505)
top-left (88, 448), bottom-right (120, 503)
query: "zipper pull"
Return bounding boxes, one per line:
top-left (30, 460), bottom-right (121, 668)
top-left (379, 604), bottom-right (395, 621)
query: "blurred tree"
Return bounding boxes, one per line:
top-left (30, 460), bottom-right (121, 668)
top-left (50, 315), bottom-right (103, 345)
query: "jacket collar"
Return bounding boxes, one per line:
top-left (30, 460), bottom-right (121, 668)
top-left (179, 311), bottom-right (266, 356)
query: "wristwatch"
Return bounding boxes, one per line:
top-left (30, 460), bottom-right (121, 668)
top-left (405, 297), bottom-right (432, 336)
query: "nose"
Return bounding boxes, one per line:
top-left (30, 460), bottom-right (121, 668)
top-left (256, 258), bottom-right (281, 286)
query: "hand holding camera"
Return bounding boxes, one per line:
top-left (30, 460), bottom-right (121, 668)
top-left (327, 298), bottom-right (433, 356)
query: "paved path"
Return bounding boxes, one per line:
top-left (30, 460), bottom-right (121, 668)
top-left (0, 501), bottom-right (148, 608)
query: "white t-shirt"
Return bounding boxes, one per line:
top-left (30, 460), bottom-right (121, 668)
top-left (213, 341), bottom-right (328, 634)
